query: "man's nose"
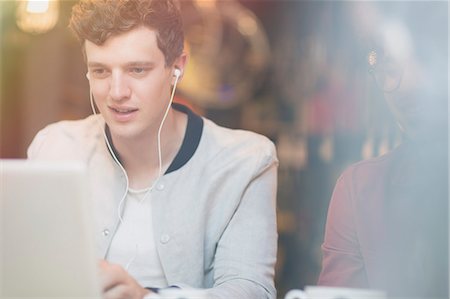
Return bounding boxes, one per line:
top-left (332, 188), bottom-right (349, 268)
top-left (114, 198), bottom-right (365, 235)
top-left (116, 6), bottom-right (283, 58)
top-left (109, 73), bottom-right (131, 101)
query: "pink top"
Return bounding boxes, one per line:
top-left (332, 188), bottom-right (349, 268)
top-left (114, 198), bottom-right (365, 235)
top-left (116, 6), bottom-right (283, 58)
top-left (318, 142), bottom-right (448, 298)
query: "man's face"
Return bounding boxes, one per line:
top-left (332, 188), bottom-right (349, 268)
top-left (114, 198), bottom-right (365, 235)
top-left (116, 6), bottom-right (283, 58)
top-left (85, 26), bottom-right (178, 140)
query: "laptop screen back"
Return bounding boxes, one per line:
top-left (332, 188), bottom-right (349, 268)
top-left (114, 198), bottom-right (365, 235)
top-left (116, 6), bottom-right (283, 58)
top-left (1, 159), bottom-right (101, 298)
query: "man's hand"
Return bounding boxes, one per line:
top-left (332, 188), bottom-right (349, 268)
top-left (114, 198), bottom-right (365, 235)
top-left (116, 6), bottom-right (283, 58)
top-left (99, 260), bottom-right (152, 299)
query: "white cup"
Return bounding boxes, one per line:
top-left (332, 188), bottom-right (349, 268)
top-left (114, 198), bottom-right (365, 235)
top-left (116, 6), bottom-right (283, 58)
top-left (284, 286), bottom-right (386, 299)
top-left (146, 287), bottom-right (206, 299)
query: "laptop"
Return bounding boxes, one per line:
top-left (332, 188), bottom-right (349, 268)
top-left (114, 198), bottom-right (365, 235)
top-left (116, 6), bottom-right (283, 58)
top-left (1, 159), bottom-right (101, 298)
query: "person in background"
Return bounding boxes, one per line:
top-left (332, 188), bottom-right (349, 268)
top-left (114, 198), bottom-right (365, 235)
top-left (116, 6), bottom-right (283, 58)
top-left (318, 2), bottom-right (448, 298)
top-left (27, 1), bottom-right (278, 298)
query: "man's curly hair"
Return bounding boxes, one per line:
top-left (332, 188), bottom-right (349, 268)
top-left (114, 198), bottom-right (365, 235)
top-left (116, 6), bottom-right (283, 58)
top-left (69, 0), bottom-right (184, 66)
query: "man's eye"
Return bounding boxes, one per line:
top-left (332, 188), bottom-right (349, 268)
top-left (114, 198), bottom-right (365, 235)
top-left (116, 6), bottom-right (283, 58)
top-left (91, 69), bottom-right (109, 78)
top-left (130, 67), bottom-right (149, 76)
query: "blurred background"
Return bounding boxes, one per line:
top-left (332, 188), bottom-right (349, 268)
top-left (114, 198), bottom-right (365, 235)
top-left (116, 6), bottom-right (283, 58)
top-left (0, 1), bottom-right (447, 298)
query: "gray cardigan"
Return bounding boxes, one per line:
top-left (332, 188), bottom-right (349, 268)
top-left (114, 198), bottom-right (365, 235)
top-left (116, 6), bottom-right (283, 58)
top-left (27, 110), bottom-right (278, 299)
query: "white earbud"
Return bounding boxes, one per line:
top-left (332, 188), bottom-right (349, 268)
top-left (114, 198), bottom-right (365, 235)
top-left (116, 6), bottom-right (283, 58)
top-left (86, 72), bottom-right (90, 80)
top-left (173, 68), bottom-right (181, 78)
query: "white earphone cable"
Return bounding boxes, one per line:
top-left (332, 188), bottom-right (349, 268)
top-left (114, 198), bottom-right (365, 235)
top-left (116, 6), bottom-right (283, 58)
top-left (90, 91), bottom-right (130, 225)
top-left (89, 69), bottom-right (180, 269)
top-left (157, 70), bottom-right (180, 178)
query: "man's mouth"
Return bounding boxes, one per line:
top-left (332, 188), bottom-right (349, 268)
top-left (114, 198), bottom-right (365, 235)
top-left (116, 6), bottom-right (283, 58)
top-left (110, 106), bottom-right (138, 114)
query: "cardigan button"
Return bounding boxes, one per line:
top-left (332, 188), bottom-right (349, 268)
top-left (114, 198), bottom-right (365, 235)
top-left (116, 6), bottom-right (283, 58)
top-left (102, 229), bottom-right (110, 237)
top-left (156, 182), bottom-right (165, 191)
top-left (160, 234), bottom-right (170, 244)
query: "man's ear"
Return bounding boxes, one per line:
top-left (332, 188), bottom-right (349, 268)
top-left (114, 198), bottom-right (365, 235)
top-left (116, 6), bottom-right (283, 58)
top-left (172, 52), bottom-right (188, 80)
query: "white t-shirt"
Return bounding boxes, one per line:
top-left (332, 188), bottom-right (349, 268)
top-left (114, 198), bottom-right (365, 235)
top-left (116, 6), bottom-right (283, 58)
top-left (107, 187), bottom-right (168, 288)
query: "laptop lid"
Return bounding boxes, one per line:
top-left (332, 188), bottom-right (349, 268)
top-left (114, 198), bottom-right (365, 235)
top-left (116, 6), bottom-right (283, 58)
top-left (1, 159), bottom-right (101, 298)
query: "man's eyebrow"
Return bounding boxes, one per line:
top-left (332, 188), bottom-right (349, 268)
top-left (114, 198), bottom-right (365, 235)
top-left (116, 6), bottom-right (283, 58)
top-left (126, 61), bottom-right (155, 67)
top-left (87, 61), bottom-right (155, 68)
top-left (87, 62), bottom-right (107, 68)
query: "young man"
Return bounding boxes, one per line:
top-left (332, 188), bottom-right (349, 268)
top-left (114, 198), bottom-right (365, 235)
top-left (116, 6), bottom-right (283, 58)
top-left (318, 2), bottom-right (448, 298)
top-left (27, 1), bottom-right (278, 299)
